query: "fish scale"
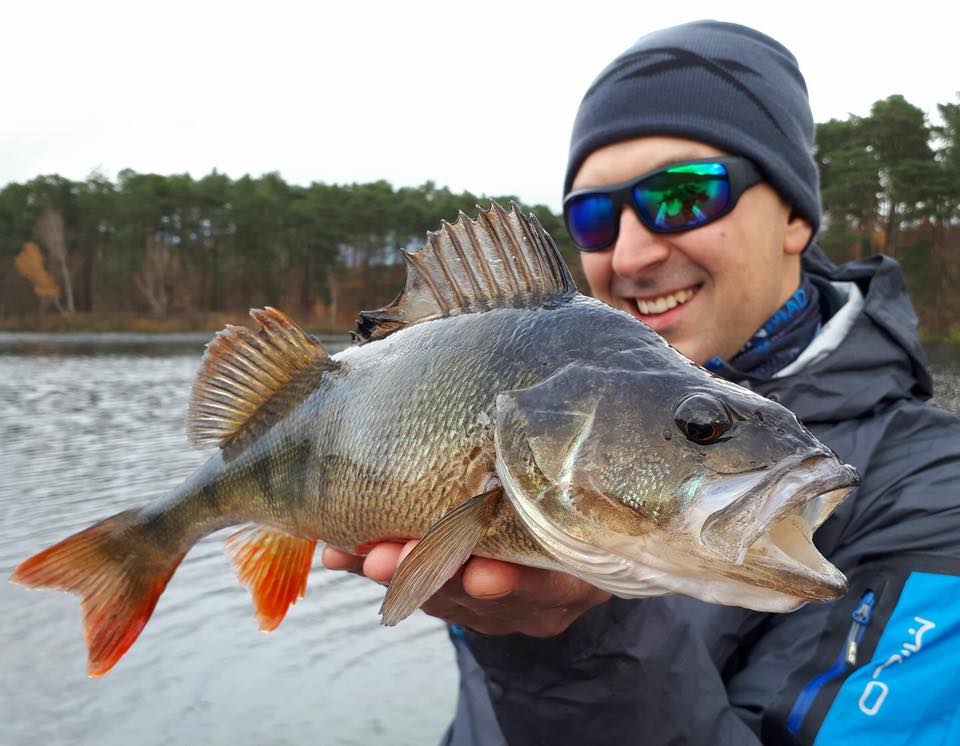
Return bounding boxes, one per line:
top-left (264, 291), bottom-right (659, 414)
top-left (310, 315), bottom-right (544, 554)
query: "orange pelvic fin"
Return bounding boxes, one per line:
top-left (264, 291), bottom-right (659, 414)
top-left (225, 525), bottom-right (317, 631)
top-left (10, 509), bottom-right (186, 677)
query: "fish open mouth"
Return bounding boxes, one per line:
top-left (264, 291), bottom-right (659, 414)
top-left (496, 447), bottom-right (860, 610)
top-left (697, 453), bottom-right (860, 600)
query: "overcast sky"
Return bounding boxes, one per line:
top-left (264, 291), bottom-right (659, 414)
top-left (3, 1), bottom-right (958, 211)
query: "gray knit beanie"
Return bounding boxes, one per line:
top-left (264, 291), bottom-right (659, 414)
top-left (564, 20), bottom-right (821, 235)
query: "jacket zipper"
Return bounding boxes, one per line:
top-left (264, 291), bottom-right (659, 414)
top-left (785, 590), bottom-right (876, 736)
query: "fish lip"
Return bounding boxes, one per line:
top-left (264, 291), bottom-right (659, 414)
top-left (752, 455), bottom-right (859, 542)
top-left (699, 452), bottom-right (860, 567)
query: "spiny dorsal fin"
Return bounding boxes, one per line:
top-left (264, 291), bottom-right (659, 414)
top-left (355, 201), bottom-right (577, 343)
top-left (187, 307), bottom-right (338, 450)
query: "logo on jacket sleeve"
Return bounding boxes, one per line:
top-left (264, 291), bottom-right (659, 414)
top-left (815, 571), bottom-right (960, 745)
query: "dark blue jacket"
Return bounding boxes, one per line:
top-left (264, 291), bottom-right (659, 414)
top-left (443, 247), bottom-right (960, 745)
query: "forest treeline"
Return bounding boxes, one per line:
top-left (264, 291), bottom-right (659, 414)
top-left (0, 173), bottom-right (579, 331)
top-left (1, 94), bottom-right (959, 336)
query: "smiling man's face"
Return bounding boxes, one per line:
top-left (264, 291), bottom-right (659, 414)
top-left (573, 136), bottom-right (812, 365)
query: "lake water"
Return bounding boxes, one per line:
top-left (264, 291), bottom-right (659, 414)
top-left (2, 334), bottom-right (959, 746)
top-left (0, 333), bottom-right (456, 746)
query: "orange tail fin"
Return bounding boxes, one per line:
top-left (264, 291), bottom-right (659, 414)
top-left (10, 509), bottom-right (186, 677)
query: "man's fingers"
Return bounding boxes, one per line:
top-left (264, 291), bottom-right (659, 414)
top-left (462, 560), bottom-right (596, 608)
top-left (397, 540), bottom-right (418, 564)
top-left (363, 541), bottom-right (406, 582)
top-left (321, 545), bottom-right (364, 574)
top-left (512, 566), bottom-right (606, 609)
top-left (325, 541), bottom-right (609, 637)
top-left (461, 557), bottom-right (522, 599)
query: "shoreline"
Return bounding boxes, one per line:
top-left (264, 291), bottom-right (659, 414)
top-left (0, 311), bottom-right (348, 336)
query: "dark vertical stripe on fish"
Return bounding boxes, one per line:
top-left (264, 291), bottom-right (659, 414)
top-left (201, 482), bottom-right (223, 514)
top-left (252, 452), bottom-right (281, 517)
top-left (292, 438), bottom-right (313, 514)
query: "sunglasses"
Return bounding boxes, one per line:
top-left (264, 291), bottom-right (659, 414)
top-left (563, 156), bottom-right (764, 251)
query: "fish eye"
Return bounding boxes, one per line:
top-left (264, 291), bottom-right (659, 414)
top-left (673, 393), bottom-right (731, 445)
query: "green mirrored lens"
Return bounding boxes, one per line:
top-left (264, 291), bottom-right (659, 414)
top-left (633, 163), bottom-right (730, 230)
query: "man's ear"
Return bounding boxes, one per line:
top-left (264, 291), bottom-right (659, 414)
top-left (784, 210), bottom-right (812, 256)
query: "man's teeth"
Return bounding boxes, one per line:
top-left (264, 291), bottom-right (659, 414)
top-left (635, 287), bottom-right (694, 315)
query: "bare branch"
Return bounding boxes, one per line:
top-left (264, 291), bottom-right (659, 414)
top-left (134, 233), bottom-right (172, 317)
top-left (35, 208), bottom-right (75, 314)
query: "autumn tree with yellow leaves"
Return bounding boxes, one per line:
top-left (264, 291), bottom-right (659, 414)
top-left (14, 242), bottom-right (62, 311)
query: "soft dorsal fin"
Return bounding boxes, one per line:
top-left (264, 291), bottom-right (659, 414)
top-left (355, 201), bottom-right (577, 343)
top-left (187, 307), bottom-right (338, 450)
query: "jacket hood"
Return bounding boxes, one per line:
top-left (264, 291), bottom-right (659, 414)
top-left (751, 244), bottom-right (932, 423)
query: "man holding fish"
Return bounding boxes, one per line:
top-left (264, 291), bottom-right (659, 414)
top-left (11, 19), bottom-right (960, 746)
top-left (325, 20), bottom-right (960, 746)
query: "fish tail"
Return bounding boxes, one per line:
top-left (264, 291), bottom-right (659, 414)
top-left (10, 508), bottom-right (187, 677)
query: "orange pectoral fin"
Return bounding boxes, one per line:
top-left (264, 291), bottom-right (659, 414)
top-left (225, 526), bottom-right (317, 631)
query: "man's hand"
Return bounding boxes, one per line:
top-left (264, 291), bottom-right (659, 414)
top-left (321, 542), bottom-right (611, 637)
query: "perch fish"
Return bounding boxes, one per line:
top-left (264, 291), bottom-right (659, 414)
top-left (11, 202), bottom-right (859, 676)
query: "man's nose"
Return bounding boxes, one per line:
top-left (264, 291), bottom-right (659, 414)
top-left (610, 207), bottom-right (671, 278)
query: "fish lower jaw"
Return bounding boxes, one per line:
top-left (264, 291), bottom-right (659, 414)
top-left (573, 527), bottom-right (835, 612)
top-left (497, 459), bottom-right (848, 612)
top-left (738, 513), bottom-right (848, 602)
top-left (496, 471), bottom-right (795, 606)
top-left (532, 534), bottom-right (820, 613)
top-left (695, 457), bottom-right (857, 601)
top-left (503, 493), bottom-right (841, 612)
